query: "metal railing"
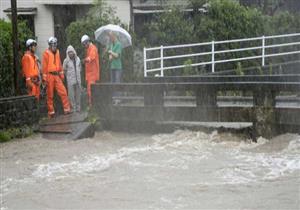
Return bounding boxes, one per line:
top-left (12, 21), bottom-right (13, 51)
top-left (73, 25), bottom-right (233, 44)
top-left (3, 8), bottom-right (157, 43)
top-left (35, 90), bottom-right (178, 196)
top-left (143, 33), bottom-right (300, 77)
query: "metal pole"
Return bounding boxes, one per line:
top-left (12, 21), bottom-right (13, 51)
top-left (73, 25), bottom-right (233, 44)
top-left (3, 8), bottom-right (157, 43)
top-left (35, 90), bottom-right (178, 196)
top-left (160, 45), bottom-right (164, 76)
top-left (144, 48), bottom-right (147, 77)
top-left (211, 41), bottom-right (215, 73)
top-left (11, 0), bottom-right (19, 95)
top-left (129, 0), bottom-right (134, 31)
top-left (262, 35), bottom-right (265, 66)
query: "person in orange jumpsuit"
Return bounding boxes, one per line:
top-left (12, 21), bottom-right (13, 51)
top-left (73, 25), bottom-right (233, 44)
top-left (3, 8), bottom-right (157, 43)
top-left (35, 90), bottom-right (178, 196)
top-left (42, 37), bottom-right (71, 118)
top-left (21, 39), bottom-right (40, 100)
top-left (81, 35), bottom-right (100, 106)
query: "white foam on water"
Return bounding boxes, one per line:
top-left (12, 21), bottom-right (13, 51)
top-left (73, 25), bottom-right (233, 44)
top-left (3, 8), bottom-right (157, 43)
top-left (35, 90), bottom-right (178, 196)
top-left (218, 166), bottom-right (257, 184)
top-left (27, 131), bottom-right (300, 186)
top-left (152, 130), bottom-right (216, 151)
top-left (154, 130), bottom-right (300, 185)
top-left (282, 138), bottom-right (300, 154)
top-left (219, 140), bottom-right (300, 184)
top-left (238, 136), bottom-right (269, 149)
top-left (32, 131), bottom-right (217, 180)
top-left (32, 153), bottom-right (123, 179)
top-left (32, 141), bottom-right (173, 180)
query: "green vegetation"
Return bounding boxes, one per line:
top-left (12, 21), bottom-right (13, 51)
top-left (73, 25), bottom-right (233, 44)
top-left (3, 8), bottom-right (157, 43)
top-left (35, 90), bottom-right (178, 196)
top-left (0, 126), bottom-right (33, 143)
top-left (142, 0), bottom-right (300, 75)
top-left (0, 19), bottom-right (33, 97)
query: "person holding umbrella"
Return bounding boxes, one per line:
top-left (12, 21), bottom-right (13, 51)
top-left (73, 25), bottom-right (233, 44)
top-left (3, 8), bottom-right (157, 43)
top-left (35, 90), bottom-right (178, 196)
top-left (107, 31), bottom-right (123, 84)
top-left (94, 24), bottom-right (132, 84)
top-left (81, 34), bottom-right (100, 106)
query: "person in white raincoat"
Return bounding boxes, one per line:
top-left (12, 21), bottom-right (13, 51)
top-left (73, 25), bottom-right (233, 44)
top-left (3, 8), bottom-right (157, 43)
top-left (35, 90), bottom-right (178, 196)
top-left (63, 45), bottom-right (82, 112)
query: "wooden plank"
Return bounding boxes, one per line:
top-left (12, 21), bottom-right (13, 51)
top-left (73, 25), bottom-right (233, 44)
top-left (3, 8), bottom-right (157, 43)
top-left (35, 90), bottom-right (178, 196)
top-left (40, 112), bottom-right (88, 126)
top-left (41, 122), bottom-right (95, 140)
top-left (39, 124), bottom-right (72, 134)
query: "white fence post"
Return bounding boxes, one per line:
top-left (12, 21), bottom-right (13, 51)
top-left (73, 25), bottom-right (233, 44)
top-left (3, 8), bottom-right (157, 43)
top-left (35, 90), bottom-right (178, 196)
top-left (262, 35), bottom-right (265, 66)
top-left (211, 41), bottom-right (215, 73)
top-left (160, 45), bottom-right (164, 76)
top-left (144, 47), bottom-right (147, 77)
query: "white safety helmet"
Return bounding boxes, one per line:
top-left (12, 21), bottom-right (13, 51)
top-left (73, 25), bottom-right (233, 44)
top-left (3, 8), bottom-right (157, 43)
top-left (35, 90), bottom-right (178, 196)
top-left (26, 39), bottom-right (37, 47)
top-left (81, 35), bottom-right (90, 44)
top-left (48, 36), bottom-right (57, 45)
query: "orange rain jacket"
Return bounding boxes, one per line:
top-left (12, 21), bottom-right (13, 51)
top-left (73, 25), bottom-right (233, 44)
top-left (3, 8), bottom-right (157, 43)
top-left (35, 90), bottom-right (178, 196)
top-left (42, 49), bottom-right (63, 76)
top-left (85, 43), bottom-right (100, 105)
top-left (85, 43), bottom-right (100, 82)
top-left (21, 50), bottom-right (40, 99)
top-left (42, 49), bottom-right (70, 116)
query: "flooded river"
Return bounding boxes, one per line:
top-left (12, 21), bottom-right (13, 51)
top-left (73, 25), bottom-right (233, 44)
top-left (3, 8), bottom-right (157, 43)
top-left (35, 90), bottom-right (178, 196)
top-left (1, 130), bottom-right (299, 209)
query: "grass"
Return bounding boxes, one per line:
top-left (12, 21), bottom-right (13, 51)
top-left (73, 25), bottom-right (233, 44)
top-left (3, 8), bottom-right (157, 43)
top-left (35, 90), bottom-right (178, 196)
top-left (0, 126), bottom-right (33, 143)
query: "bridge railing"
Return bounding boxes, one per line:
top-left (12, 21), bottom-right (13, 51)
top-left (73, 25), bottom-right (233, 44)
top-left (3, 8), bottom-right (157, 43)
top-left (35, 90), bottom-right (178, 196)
top-left (143, 33), bottom-right (300, 77)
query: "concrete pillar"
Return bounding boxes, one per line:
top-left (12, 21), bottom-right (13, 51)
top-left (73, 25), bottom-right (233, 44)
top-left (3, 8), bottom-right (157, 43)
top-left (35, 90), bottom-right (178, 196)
top-left (196, 87), bottom-right (217, 107)
top-left (195, 86), bottom-right (217, 121)
top-left (144, 85), bottom-right (163, 106)
top-left (253, 89), bottom-right (276, 139)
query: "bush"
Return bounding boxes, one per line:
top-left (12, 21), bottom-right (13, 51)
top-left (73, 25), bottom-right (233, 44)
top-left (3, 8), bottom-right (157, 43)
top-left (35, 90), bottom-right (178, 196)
top-left (0, 19), bottom-right (33, 97)
top-left (0, 126), bottom-right (33, 143)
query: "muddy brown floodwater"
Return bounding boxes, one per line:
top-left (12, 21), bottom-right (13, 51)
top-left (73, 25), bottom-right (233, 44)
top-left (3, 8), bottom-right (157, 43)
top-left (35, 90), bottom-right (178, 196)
top-left (1, 130), bottom-right (299, 209)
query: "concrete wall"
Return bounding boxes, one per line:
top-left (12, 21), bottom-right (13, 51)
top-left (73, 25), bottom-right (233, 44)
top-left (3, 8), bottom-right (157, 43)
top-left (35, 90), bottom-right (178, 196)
top-left (0, 96), bottom-right (39, 129)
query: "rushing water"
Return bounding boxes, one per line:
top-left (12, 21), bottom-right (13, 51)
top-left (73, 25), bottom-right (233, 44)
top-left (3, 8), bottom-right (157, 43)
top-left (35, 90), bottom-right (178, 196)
top-left (1, 130), bottom-right (299, 209)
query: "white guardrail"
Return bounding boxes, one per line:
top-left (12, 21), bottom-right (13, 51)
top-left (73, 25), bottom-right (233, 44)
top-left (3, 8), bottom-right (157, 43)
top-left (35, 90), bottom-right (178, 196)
top-left (143, 33), bottom-right (300, 77)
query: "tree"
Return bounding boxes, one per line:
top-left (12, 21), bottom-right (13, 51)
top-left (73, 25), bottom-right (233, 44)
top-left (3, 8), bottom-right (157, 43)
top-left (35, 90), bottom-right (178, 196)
top-left (0, 20), bottom-right (33, 97)
top-left (240, 0), bottom-right (290, 16)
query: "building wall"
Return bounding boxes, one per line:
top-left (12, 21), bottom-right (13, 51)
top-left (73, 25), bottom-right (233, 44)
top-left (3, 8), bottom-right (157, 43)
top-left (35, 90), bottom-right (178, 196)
top-left (34, 4), bottom-right (54, 57)
top-left (108, 0), bottom-right (130, 26)
top-left (132, 0), bottom-right (186, 7)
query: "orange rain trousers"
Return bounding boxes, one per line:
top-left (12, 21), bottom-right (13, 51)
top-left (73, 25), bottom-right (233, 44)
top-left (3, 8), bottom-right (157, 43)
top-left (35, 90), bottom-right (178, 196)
top-left (85, 43), bottom-right (100, 105)
top-left (46, 74), bottom-right (70, 116)
top-left (26, 80), bottom-right (40, 100)
top-left (87, 80), bottom-right (96, 105)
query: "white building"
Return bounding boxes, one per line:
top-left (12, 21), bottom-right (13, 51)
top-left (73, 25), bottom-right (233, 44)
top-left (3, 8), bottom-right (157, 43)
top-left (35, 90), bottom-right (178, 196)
top-left (0, 0), bottom-right (186, 57)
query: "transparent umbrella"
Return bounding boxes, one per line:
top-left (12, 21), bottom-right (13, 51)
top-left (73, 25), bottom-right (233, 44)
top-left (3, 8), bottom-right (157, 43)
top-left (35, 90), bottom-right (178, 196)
top-left (94, 24), bottom-right (132, 48)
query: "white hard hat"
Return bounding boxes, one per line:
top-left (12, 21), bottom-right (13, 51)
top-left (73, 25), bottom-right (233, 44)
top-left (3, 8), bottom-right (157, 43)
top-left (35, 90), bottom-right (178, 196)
top-left (81, 35), bottom-right (90, 43)
top-left (26, 39), bottom-right (37, 47)
top-left (48, 36), bottom-right (57, 45)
